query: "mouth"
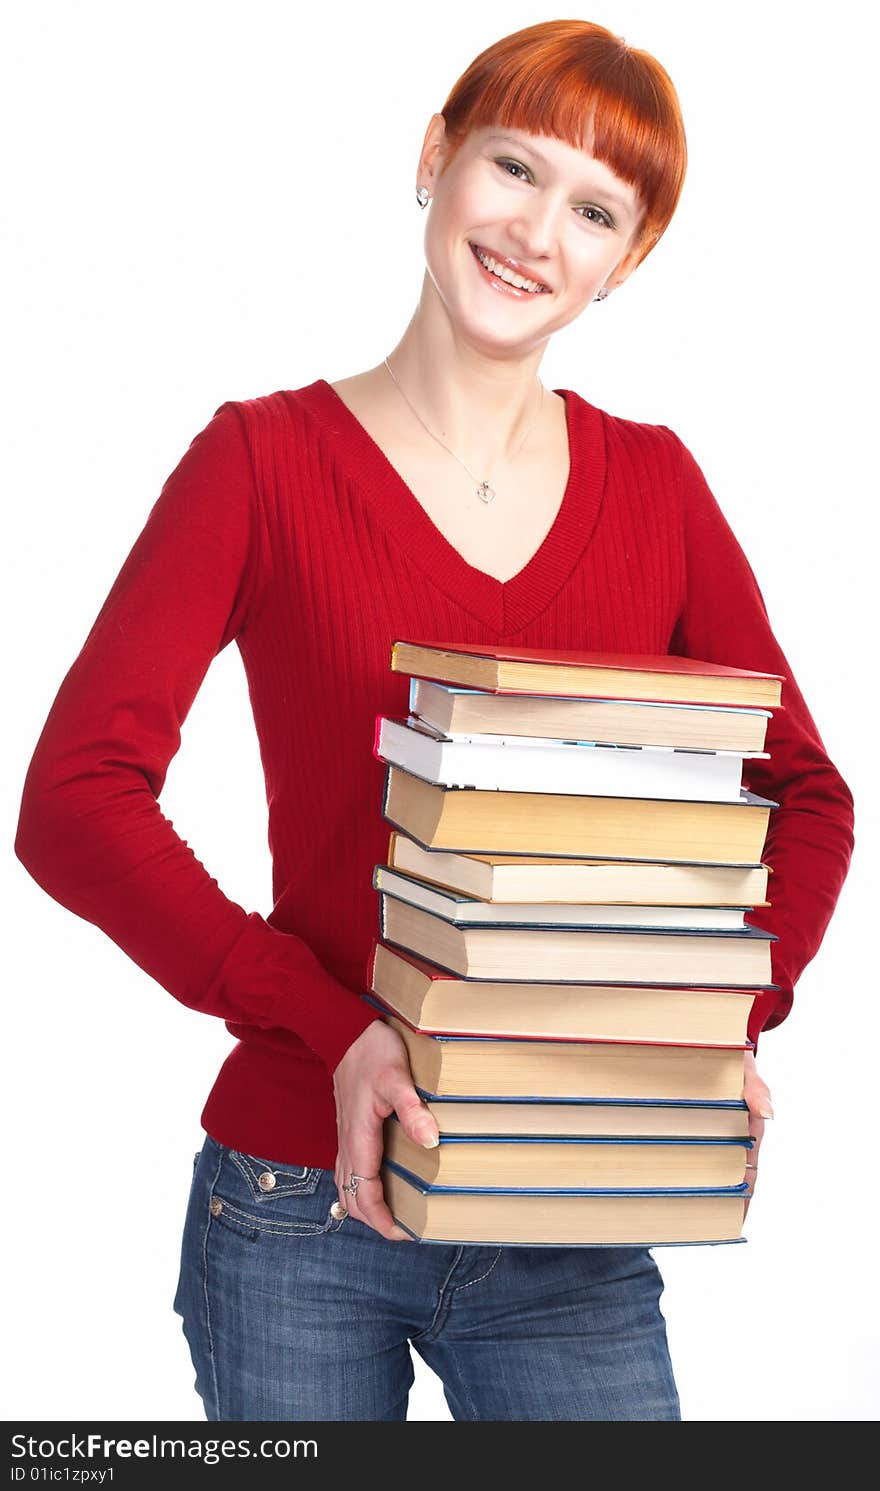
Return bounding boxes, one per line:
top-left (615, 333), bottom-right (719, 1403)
top-left (468, 241), bottom-right (551, 296)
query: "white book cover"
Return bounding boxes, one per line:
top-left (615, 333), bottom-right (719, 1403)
top-left (372, 865), bottom-right (750, 931)
top-left (375, 715), bottom-right (767, 803)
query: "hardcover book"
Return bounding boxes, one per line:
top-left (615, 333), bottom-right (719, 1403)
top-left (381, 1159), bottom-right (750, 1245)
top-left (382, 1112), bottom-right (754, 1188)
top-left (370, 940), bottom-right (759, 1046)
top-left (364, 994), bottom-right (750, 1101)
top-left (386, 829), bottom-right (771, 907)
top-left (408, 676), bottom-right (773, 752)
top-left (375, 712), bottom-right (760, 802)
top-left (391, 639), bottom-right (783, 708)
top-left (378, 891), bottom-right (775, 987)
top-left (382, 763), bottom-right (776, 864)
top-left (412, 1090), bottom-right (752, 1139)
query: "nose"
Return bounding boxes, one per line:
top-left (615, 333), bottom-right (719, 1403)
top-left (505, 194), bottom-right (559, 265)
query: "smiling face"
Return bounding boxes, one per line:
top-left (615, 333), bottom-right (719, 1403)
top-left (416, 115), bottom-right (646, 354)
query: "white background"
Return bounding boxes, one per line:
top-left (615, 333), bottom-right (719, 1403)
top-left (3, 0), bottom-right (877, 1422)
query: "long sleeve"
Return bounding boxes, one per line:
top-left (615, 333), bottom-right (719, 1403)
top-left (667, 432), bottom-right (855, 1048)
top-left (13, 401), bottom-right (381, 1074)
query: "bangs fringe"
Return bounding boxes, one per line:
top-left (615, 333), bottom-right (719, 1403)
top-left (439, 22), bottom-right (687, 260)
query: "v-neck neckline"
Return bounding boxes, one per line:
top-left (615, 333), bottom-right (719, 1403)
top-left (291, 377), bottom-right (607, 635)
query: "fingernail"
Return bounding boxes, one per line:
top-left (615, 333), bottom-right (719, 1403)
top-left (760, 1103), bottom-right (774, 1119)
top-left (418, 1127), bottom-right (439, 1148)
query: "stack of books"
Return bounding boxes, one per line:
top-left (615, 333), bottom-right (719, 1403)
top-left (367, 640), bottom-right (783, 1247)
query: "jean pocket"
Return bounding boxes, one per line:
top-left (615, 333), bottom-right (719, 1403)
top-left (208, 1146), bottom-right (346, 1241)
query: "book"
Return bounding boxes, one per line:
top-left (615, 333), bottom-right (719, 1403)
top-left (387, 829), bottom-right (771, 907)
top-left (382, 764), bottom-right (776, 864)
top-left (409, 677), bottom-right (772, 753)
top-left (382, 1114), bottom-right (754, 1188)
top-left (368, 999), bottom-right (750, 1100)
top-left (375, 713), bottom-right (759, 802)
top-left (375, 640), bottom-right (776, 1247)
top-left (378, 893), bottom-right (775, 987)
top-left (413, 1091), bottom-right (752, 1139)
top-left (381, 1161), bottom-right (749, 1245)
top-left (370, 941), bottom-right (759, 1045)
top-left (391, 639), bottom-right (783, 709)
top-left (373, 864), bottom-right (752, 931)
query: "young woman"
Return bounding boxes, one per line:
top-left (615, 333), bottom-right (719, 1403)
top-left (14, 20), bottom-right (854, 1421)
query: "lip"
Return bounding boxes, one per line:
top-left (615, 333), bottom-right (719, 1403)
top-left (468, 240), bottom-right (551, 293)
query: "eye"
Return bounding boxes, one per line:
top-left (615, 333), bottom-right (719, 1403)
top-left (578, 205), bottom-right (616, 229)
top-left (495, 157), bottom-right (530, 181)
top-left (495, 159), bottom-right (616, 229)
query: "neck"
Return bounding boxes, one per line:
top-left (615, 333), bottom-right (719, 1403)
top-left (380, 282), bottom-right (552, 467)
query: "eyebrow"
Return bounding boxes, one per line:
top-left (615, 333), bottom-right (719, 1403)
top-left (483, 132), bottom-right (634, 212)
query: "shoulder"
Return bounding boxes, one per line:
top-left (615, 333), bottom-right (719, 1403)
top-left (211, 383), bottom-right (326, 444)
top-left (575, 393), bottom-right (692, 480)
top-left (571, 391), bottom-right (688, 491)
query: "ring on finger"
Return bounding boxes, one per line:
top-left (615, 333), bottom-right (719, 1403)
top-left (341, 1171), bottom-right (381, 1201)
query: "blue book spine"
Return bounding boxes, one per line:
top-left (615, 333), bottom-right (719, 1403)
top-left (382, 1156), bottom-right (750, 1198)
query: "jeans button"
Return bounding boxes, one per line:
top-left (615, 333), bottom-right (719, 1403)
top-left (258, 1171), bottom-right (276, 1191)
top-left (210, 1196), bottom-right (223, 1216)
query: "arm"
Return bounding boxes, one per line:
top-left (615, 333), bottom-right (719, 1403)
top-left (666, 432), bottom-right (855, 1049)
top-left (14, 400), bottom-right (381, 1074)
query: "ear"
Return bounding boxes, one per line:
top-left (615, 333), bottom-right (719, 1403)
top-left (417, 113), bottom-right (450, 194)
top-left (603, 236), bottom-right (648, 297)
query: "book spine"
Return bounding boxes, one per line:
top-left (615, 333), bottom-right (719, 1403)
top-left (382, 1155), bottom-right (752, 1197)
top-left (413, 1086), bottom-right (751, 1109)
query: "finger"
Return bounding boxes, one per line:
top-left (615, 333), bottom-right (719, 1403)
top-left (743, 1065), bottom-right (774, 1120)
top-left (345, 1119), bottom-right (413, 1241)
top-left (386, 1073), bottom-right (439, 1149)
top-left (744, 1160), bottom-right (758, 1214)
top-left (343, 1173), bottom-right (412, 1241)
top-left (333, 1156), bottom-right (349, 1218)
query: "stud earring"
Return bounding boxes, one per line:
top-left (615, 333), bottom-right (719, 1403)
top-left (593, 287), bottom-right (609, 302)
top-left (415, 185), bottom-right (430, 208)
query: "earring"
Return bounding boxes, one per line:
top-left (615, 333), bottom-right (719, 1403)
top-left (415, 185), bottom-right (430, 208)
top-left (593, 287), bottom-right (609, 302)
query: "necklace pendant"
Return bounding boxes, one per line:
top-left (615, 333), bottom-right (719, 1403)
top-left (476, 480), bottom-right (495, 504)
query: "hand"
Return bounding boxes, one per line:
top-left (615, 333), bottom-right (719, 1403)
top-left (331, 1018), bottom-right (439, 1241)
top-left (742, 1048), bottom-right (773, 1220)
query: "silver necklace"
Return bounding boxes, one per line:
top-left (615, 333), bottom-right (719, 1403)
top-left (382, 356), bottom-right (545, 504)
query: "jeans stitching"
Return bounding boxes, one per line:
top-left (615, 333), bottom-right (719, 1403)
top-left (409, 1246), bottom-right (465, 1343)
top-left (202, 1144), bottom-right (225, 1421)
top-left (444, 1339), bottom-right (479, 1420)
top-left (210, 1195), bottom-right (327, 1237)
top-left (451, 1249), bottom-right (502, 1293)
top-left (228, 1150), bottom-right (319, 1197)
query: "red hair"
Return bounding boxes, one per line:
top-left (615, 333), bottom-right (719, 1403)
top-left (437, 20), bottom-right (687, 265)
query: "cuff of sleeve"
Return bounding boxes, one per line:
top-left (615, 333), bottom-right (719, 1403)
top-left (747, 983), bottom-right (793, 1053)
top-left (210, 911), bottom-right (384, 1074)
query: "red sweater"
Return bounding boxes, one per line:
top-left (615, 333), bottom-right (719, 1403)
top-left (14, 381), bottom-right (855, 1168)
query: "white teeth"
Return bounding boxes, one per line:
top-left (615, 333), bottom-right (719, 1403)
top-left (474, 245), bottom-right (545, 293)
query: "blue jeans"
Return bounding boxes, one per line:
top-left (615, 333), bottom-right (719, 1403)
top-left (173, 1133), bottom-right (681, 1421)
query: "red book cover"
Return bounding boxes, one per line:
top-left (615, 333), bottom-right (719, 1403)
top-left (364, 986), bottom-right (751, 1051)
top-left (368, 942), bottom-right (758, 1049)
top-left (391, 638), bottom-right (784, 685)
